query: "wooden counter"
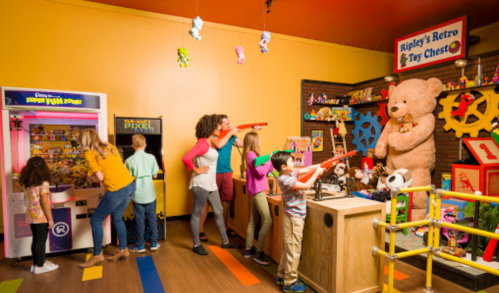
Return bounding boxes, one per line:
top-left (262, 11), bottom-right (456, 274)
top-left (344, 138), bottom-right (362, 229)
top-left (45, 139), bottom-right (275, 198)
top-left (229, 176), bottom-right (385, 293)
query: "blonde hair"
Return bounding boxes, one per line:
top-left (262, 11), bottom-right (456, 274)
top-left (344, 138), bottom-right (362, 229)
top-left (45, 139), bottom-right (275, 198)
top-left (241, 132), bottom-right (261, 172)
top-left (132, 134), bottom-right (146, 148)
top-left (78, 129), bottom-right (117, 159)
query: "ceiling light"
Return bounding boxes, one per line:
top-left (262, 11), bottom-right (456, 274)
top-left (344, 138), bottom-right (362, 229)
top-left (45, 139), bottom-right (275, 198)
top-left (384, 75), bottom-right (397, 83)
top-left (455, 59), bottom-right (468, 68)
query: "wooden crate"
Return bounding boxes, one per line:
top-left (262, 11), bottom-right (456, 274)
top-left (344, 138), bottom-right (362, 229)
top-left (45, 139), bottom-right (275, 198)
top-left (299, 197), bottom-right (385, 293)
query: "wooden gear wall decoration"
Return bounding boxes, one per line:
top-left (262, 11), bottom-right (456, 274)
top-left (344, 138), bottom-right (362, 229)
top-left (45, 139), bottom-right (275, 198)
top-left (438, 85), bottom-right (499, 138)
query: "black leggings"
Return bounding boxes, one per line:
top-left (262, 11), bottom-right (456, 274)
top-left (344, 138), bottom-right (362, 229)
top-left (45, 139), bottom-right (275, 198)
top-left (30, 223), bottom-right (48, 267)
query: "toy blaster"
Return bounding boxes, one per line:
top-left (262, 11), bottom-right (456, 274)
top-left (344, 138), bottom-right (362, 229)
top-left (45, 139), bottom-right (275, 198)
top-left (254, 150), bottom-right (294, 167)
top-left (298, 150), bottom-right (357, 183)
top-left (218, 122), bottom-right (268, 140)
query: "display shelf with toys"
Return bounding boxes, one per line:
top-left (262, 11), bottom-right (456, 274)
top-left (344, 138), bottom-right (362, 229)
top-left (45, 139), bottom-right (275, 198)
top-left (442, 83), bottom-right (499, 94)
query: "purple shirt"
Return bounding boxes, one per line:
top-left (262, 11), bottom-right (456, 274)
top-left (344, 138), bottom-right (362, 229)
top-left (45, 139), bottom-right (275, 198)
top-left (246, 151), bottom-right (274, 196)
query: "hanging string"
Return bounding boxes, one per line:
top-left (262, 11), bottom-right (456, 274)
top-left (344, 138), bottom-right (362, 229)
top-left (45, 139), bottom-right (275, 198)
top-left (196, 0), bottom-right (198, 15)
top-left (182, 0), bottom-right (185, 47)
top-left (261, 0), bottom-right (266, 31)
top-left (238, 0), bottom-right (242, 45)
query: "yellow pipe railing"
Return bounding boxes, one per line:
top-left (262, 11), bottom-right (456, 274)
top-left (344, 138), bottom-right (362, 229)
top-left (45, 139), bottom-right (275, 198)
top-left (399, 186), bottom-right (433, 193)
top-left (441, 222), bottom-right (499, 241)
top-left (398, 248), bottom-right (430, 259)
top-left (387, 195), bottom-right (397, 293)
top-left (437, 252), bottom-right (499, 277)
top-left (443, 191), bottom-right (499, 204)
top-left (398, 220), bottom-right (430, 229)
top-left (426, 192), bottom-right (435, 291)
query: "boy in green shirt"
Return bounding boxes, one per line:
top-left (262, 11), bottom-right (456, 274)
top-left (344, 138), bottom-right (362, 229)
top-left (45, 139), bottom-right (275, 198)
top-left (125, 134), bottom-right (160, 252)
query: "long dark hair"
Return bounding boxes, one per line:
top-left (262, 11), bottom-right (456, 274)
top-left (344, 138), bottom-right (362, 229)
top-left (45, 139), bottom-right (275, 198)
top-left (195, 114), bottom-right (221, 139)
top-left (19, 157), bottom-right (52, 188)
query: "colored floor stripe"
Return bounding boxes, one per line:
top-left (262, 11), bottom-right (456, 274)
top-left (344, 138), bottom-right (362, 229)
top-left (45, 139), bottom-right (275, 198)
top-left (82, 254), bottom-right (103, 281)
top-left (384, 265), bottom-right (410, 280)
top-left (209, 246), bottom-right (260, 286)
top-left (383, 283), bottom-right (402, 293)
top-left (0, 242), bottom-right (4, 261)
top-left (0, 279), bottom-right (23, 293)
top-left (136, 256), bottom-right (165, 293)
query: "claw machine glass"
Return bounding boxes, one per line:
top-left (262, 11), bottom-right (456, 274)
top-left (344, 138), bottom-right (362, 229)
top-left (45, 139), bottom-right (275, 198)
top-left (114, 116), bottom-right (166, 245)
top-left (1, 87), bottom-right (111, 258)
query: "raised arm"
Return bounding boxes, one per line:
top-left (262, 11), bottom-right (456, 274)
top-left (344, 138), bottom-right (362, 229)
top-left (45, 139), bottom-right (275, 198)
top-left (294, 168), bottom-right (325, 190)
top-left (212, 128), bottom-right (240, 149)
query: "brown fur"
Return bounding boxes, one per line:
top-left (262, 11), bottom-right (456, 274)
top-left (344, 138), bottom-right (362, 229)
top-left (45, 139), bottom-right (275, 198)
top-left (399, 114), bottom-right (418, 133)
top-left (348, 167), bottom-right (373, 191)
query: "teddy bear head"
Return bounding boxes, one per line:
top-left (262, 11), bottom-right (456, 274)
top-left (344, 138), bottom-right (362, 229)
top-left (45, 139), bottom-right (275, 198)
top-left (178, 48), bottom-right (188, 58)
top-left (192, 16), bottom-right (203, 30)
top-left (387, 78), bottom-right (442, 122)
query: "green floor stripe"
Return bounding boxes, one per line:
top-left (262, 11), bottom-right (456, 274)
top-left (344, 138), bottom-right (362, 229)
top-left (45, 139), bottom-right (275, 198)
top-left (0, 279), bottom-right (23, 293)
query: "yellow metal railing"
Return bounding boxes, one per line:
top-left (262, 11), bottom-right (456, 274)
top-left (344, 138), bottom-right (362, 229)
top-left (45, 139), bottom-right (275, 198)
top-left (372, 186), bottom-right (499, 293)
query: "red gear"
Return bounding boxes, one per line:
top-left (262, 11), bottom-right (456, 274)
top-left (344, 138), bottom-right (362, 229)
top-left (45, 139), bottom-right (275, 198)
top-left (451, 94), bottom-right (474, 118)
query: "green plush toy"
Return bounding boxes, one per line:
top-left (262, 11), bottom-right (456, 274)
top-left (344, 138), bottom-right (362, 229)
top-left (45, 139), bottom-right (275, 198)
top-left (178, 48), bottom-right (190, 67)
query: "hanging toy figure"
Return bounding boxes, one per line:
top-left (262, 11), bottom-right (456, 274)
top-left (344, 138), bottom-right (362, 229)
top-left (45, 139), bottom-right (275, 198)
top-left (189, 16), bottom-right (203, 41)
top-left (259, 31), bottom-right (271, 53)
top-left (333, 120), bottom-right (340, 137)
top-left (235, 46), bottom-right (246, 64)
top-left (451, 93), bottom-right (474, 119)
top-left (178, 48), bottom-right (190, 67)
top-left (338, 119), bottom-right (347, 138)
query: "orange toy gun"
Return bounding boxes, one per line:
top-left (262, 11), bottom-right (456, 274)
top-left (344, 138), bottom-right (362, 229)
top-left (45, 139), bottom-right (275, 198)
top-left (217, 122), bottom-right (268, 140)
top-left (298, 150), bottom-right (357, 183)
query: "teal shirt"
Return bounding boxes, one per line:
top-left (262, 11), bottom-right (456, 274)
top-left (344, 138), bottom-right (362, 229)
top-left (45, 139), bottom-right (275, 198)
top-left (125, 150), bottom-right (160, 204)
top-left (216, 136), bottom-right (237, 174)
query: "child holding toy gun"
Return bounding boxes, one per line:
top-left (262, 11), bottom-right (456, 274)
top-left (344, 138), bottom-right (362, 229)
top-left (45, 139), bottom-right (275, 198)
top-left (271, 151), bottom-right (324, 292)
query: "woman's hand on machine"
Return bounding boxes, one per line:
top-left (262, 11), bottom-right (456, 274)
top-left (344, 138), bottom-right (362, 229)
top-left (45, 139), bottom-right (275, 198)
top-left (194, 166), bottom-right (210, 174)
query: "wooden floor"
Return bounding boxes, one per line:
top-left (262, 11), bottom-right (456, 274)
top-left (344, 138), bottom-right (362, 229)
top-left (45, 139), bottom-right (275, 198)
top-left (2, 219), bottom-right (499, 292)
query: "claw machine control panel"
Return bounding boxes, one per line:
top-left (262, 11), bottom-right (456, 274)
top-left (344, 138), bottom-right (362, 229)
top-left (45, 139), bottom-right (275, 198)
top-left (114, 116), bottom-right (166, 245)
top-left (1, 87), bottom-right (111, 258)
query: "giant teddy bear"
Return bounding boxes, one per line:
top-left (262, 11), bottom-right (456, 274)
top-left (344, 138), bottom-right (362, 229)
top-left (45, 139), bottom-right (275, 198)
top-left (375, 78), bottom-right (442, 221)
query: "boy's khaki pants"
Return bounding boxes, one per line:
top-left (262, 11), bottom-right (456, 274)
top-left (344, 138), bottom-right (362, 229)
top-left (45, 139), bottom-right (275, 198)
top-left (277, 213), bottom-right (305, 287)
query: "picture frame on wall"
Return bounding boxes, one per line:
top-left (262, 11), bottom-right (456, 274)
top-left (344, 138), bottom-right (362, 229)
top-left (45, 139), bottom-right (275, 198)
top-left (311, 130), bottom-right (324, 152)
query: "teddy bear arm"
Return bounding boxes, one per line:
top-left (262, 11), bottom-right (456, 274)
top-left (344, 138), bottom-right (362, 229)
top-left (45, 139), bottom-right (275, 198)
top-left (375, 122), bottom-right (392, 159)
top-left (389, 115), bottom-right (435, 152)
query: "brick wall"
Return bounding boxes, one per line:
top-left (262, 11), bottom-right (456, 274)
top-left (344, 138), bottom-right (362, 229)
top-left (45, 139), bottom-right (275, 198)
top-left (302, 50), bottom-right (499, 185)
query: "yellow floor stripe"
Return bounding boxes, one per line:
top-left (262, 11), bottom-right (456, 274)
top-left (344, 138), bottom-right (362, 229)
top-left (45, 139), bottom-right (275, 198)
top-left (82, 253), bottom-right (103, 281)
top-left (383, 283), bottom-right (402, 293)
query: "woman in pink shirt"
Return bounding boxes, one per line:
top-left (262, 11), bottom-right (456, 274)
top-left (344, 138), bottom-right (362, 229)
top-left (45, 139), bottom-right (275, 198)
top-left (241, 132), bottom-right (273, 265)
top-left (182, 114), bottom-right (241, 255)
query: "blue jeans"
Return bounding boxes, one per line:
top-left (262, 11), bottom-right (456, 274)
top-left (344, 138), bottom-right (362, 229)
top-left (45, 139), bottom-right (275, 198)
top-left (133, 200), bottom-right (158, 247)
top-left (90, 181), bottom-right (136, 255)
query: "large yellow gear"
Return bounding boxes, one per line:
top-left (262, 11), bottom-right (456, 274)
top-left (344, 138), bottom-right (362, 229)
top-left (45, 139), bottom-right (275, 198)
top-left (438, 86), bottom-right (499, 138)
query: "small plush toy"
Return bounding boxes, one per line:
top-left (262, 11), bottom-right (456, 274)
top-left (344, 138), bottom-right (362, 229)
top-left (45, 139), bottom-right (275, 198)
top-left (189, 16), bottom-right (203, 41)
top-left (446, 81), bottom-right (456, 90)
top-left (347, 167), bottom-right (373, 192)
top-left (322, 93), bottom-right (328, 103)
top-left (259, 31), bottom-right (271, 53)
top-left (371, 163), bottom-right (389, 190)
top-left (385, 168), bottom-right (413, 215)
top-left (333, 162), bottom-right (347, 185)
top-left (307, 93), bottom-right (315, 106)
top-left (338, 119), bottom-right (347, 138)
top-left (451, 93), bottom-right (474, 119)
top-left (493, 63), bottom-right (499, 84)
top-left (399, 113), bottom-right (418, 133)
top-left (361, 148), bottom-right (375, 178)
top-left (458, 76), bottom-right (468, 89)
top-left (178, 48), bottom-right (190, 67)
top-left (334, 144), bottom-right (344, 156)
top-left (235, 46), bottom-right (246, 64)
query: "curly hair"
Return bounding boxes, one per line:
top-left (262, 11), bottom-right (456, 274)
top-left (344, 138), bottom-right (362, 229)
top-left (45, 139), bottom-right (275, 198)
top-left (19, 156), bottom-right (52, 188)
top-left (195, 114), bottom-right (221, 139)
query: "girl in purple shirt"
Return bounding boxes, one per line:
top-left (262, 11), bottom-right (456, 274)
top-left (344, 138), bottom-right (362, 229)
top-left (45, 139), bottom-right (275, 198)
top-left (241, 132), bottom-right (273, 265)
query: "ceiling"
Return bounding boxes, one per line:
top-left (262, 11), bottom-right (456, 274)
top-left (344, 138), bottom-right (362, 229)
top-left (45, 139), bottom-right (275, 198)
top-left (87, 0), bottom-right (499, 53)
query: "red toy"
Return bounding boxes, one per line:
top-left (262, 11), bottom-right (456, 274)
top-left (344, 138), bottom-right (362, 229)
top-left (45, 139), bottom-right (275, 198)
top-left (451, 94), bottom-right (474, 118)
top-left (483, 223), bottom-right (499, 262)
top-left (217, 122), bottom-right (267, 139)
top-left (298, 150), bottom-right (357, 183)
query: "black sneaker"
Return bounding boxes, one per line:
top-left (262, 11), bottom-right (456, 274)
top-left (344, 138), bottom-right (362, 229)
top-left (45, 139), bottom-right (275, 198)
top-left (193, 245), bottom-right (208, 255)
top-left (221, 241), bottom-right (241, 249)
top-left (253, 252), bottom-right (270, 266)
top-left (243, 247), bottom-right (256, 258)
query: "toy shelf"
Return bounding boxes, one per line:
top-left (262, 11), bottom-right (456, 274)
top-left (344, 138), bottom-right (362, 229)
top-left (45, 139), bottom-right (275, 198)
top-left (31, 140), bottom-right (76, 142)
top-left (303, 119), bottom-right (354, 123)
top-left (310, 102), bottom-right (347, 107)
top-left (442, 84), bottom-right (499, 94)
top-left (349, 99), bottom-right (388, 107)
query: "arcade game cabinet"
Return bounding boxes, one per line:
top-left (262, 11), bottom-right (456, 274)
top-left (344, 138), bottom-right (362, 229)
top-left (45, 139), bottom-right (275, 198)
top-left (114, 116), bottom-right (166, 245)
top-left (0, 87), bottom-right (111, 258)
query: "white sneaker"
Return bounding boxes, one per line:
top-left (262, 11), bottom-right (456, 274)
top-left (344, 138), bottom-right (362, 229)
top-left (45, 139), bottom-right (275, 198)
top-left (33, 261), bottom-right (59, 274)
top-left (30, 265), bottom-right (35, 273)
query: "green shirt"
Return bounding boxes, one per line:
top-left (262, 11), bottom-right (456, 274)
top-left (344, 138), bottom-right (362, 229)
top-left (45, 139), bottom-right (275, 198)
top-left (125, 150), bottom-right (160, 204)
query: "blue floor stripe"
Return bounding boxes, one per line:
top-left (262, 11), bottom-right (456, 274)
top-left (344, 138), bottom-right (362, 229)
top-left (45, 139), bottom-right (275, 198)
top-left (136, 256), bottom-right (165, 293)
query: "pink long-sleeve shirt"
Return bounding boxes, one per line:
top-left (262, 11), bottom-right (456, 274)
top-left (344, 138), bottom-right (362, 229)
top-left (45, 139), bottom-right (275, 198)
top-left (246, 151), bottom-right (274, 196)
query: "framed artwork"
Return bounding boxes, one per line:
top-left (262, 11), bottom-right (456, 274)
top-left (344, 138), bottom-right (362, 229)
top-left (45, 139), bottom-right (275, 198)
top-left (311, 130), bottom-right (323, 152)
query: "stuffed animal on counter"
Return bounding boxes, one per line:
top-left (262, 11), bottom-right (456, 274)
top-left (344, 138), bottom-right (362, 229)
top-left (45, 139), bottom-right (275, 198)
top-left (375, 78), bottom-right (442, 221)
top-left (361, 148), bottom-right (374, 178)
top-left (451, 93), bottom-right (474, 119)
top-left (235, 46), bottom-right (246, 65)
top-left (189, 16), bottom-right (203, 41)
top-left (371, 162), bottom-right (389, 190)
top-left (347, 167), bottom-right (373, 192)
top-left (399, 113), bottom-right (418, 133)
top-left (178, 48), bottom-right (191, 67)
top-left (259, 31), bottom-right (271, 53)
top-left (385, 168), bottom-right (413, 215)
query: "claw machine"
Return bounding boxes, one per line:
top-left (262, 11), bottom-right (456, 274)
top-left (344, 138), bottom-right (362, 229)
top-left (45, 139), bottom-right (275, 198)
top-left (1, 86), bottom-right (111, 258)
top-left (113, 116), bottom-right (166, 245)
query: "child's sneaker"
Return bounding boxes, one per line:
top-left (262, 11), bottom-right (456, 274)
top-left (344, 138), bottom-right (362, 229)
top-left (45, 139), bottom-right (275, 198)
top-left (150, 243), bottom-right (160, 251)
top-left (33, 261), bottom-right (59, 274)
top-left (253, 252), bottom-right (270, 266)
top-left (283, 281), bottom-right (307, 293)
top-left (130, 245), bottom-right (146, 253)
top-left (276, 275), bottom-right (284, 285)
top-left (221, 241), bottom-right (241, 249)
top-left (243, 247), bottom-right (256, 258)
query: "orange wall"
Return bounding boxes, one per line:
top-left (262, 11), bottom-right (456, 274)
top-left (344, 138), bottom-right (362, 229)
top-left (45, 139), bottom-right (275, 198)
top-left (0, 0), bottom-right (395, 219)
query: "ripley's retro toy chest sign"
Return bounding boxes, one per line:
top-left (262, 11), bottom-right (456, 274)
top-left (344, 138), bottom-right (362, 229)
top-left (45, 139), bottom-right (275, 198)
top-left (394, 16), bottom-right (467, 73)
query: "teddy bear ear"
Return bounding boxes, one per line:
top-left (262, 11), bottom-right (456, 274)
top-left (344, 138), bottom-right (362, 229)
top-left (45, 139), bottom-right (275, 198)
top-left (388, 84), bottom-right (396, 94)
top-left (426, 78), bottom-right (443, 97)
